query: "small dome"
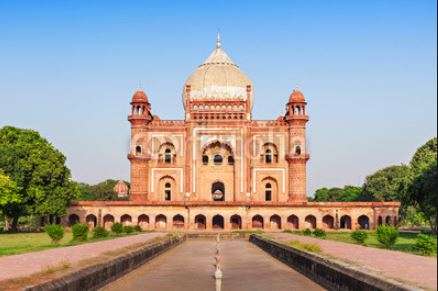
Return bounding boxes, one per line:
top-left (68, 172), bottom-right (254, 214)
top-left (183, 34), bottom-right (253, 109)
top-left (132, 90), bottom-right (149, 103)
top-left (289, 89), bottom-right (305, 102)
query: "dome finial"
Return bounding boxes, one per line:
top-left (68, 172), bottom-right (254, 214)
top-left (216, 31), bottom-right (222, 48)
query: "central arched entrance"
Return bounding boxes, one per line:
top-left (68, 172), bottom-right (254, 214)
top-left (194, 214), bottom-right (206, 229)
top-left (212, 181), bottom-right (225, 201)
top-left (212, 215), bottom-right (224, 229)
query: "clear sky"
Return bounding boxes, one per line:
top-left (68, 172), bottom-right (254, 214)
top-left (0, 1), bottom-right (436, 195)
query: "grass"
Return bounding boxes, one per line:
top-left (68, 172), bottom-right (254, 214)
top-left (0, 230), bottom-right (146, 256)
top-left (285, 230), bottom-right (437, 256)
top-left (288, 240), bottom-right (322, 253)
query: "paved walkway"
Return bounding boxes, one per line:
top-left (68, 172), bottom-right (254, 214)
top-left (101, 240), bottom-right (325, 291)
top-left (271, 233), bottom-right (437, 290)
top-left (0, 233), bottom-right (162, 281)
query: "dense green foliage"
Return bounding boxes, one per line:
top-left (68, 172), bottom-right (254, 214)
top-left (93, 226), bottom-right (109, 238)
top-left (0, 171), bottom-right (21, 212)
top-left (134, 225), bottom-right (142, 232)
top-left (303, 228), bottom-right (312, 236)
top-left (76, 179), bottom-right (130, 201)
top-left (123, 225), bottom-right (135, 234)
top-left (361, 165), bottom-right (413, 204)
top-left (313, 185), bottom-right (362, 202)
top-left (351, 230), bottom-right (368, 244)
top-left (0, 126), bottom-right (78, 231)
top-left (413, 234), bottom-right (436, 255)
top-left (409, 139), bottom-right (437, 232)
top-left (312, 228), bottom-right (326, 238)
top-left (71, 223), bottom-right (88, 241)
top-left (111, 222), bottom-right (124, 234)
top-left (376, 225), bottom-right (399, 248)
top-left (44, 224), bottom-right (64, 243)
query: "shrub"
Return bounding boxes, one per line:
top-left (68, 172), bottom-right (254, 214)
top-left (303, 228), bottom-right (312, 236)
top-left (44, 224), bottom-right (64, 243)
top-left (134, 225), bottom-right (142, 232)
top-left (93, 226), bottom-right (109, 238)
top-left (351, 230), bottom-right (368, 244)
top-left (111, 222), bottom-right (124, 234)
top-left (71, 223), bottom-right (88, 241)
top-left (124, 225), bottom-right (135, 234)
top-left (414, 234), bottom-right (436, 255)
top-left (376, 225), bottom-right (398, 248)
top-left (312, 228), bottom-right (326, 239)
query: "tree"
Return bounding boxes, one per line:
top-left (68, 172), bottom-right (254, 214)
top-left (0, 171), bottom-right (22, 229)
top-left (409, 138), bottom-right (437, 232)
top-left (410, 138), bottom-right (437, 176)
top-left (0, 126), bottom-right (78, 230)
top-left (361, 165), bottom-right (413, 215)
top-left (76, 179), bottom-right (130, 201)
top-left (313, 185), bottom-right (362, 202)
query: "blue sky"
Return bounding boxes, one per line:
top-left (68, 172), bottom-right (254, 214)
top-left (0, 1), bottom-right (436, 195)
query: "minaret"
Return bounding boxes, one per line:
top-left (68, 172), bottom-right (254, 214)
top-left (285, 89), bottom-right (310, 202)
top-left (128, 90), bottom-right (152, 201)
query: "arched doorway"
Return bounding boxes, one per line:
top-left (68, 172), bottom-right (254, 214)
top-left (270, 215), bottom-right (281, 229)
top-left (322, 215), bottom-right (334, 229)
top-left (138, 214), bottom-right (149, 230)
top-left (378, 216), bottom-right (383, 226)
top-left (155, 214), bottom-right (167, 229)
top-left (85, 214), bottom-right (97, 228)
top-left (287, 215), bottom-right (299, 229)
top-left (340, 215), bottom-right (352, 229)
top-left (230, 215), bottom-right (242, 229)
top-left (212, 215), bottom-right (224, 229)
top-left (212, 182), bottom-right (225, 201)
top-left (385, 216), bottom-right (392, 225)
top-left (195, 214), bottom-right (206, 230)
top-left (173, 214), bottom-right (185, 229)
top-left (252, 215), bottom-right (264, 229)
top-left (305, 215), bottom-right (317, 229)
top-left (68, 214), bottom-right (80, 226)
top-left (358, 215), bottom-right (370, 229)
top-left (103, 214), bottom-right (114, 230)
top-left (120, 214), bottom-right (132, 226)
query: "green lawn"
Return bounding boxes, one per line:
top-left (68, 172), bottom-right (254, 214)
top-left (286, 230), bottom-right (437, 256)
top-left (0, 231), bottom-right (143, 256)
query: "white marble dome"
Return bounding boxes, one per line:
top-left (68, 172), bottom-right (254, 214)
top-left (183, 34), bottom-right (253, 109)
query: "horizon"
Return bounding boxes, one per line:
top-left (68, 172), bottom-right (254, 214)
top-left (0, 1), bottom-right (436, 195)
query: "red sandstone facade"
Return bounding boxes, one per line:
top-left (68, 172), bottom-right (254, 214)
top-left (67, 36), bottom-right (399, 231)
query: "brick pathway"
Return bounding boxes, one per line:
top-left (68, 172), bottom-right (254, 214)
top-left (271, 233), bottom-right (437, 290)
top-left (0, 232), bottom-right (162, 281)
top-left (101, 240), bottom-right (325, 291)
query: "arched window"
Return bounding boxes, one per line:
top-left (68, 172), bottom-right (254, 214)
top-left (265, 183), bottom-right (272, 201)
top-left (164, 148), bottom-right (172, 163)
top-left (262, 143), bottom-right (278, 163)
top-left (213, 154), bottom-right (223, 165)
top-left (227, 156), bottom-right (234, 165)
top-left (202, 155), bottom-right (209, 165)
top-left (265, 149), bottom-right (272, 163)
top-left (135, 145), bottom-right (142, 155)
top-left (212, 181), bottom-right (225, 201)
top-left (164, 182), bottom-right (171, 201)
top-left (295, 145), bottom-right (301, 155)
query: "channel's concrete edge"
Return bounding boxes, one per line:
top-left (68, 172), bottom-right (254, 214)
top-left (25, 234), bottom-right (186, 291)
top-left (249, 234), bottom-right (421, 291)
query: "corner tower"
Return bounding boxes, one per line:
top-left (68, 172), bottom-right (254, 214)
top-left (128, 90), bottom-right (152, 201)
top-left (285, 89), bottom-right (310, 202)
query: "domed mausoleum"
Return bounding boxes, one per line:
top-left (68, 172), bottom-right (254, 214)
top-left (67, 35), bottom-right (399, 231)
